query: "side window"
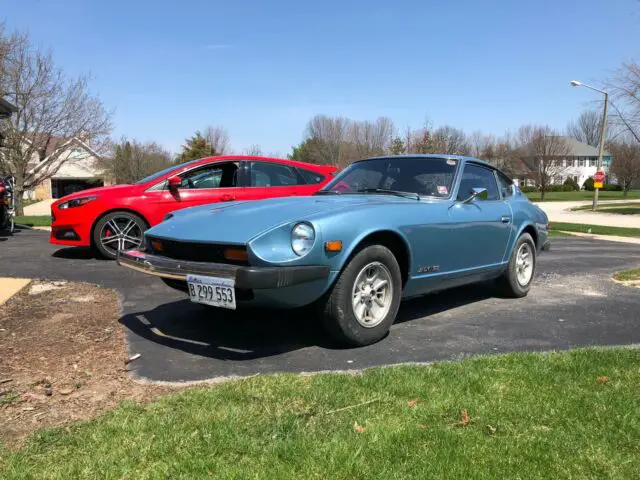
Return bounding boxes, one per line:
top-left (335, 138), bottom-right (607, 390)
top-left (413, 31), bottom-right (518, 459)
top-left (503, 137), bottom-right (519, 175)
top-left (180, 162), bottom-right (238, 189)
top-left (249, 162), bottom-right (301, 187)
top-left (496, 172), bottom-right (514, 199)
top-left (457, 164), bottom-right (500, 201)
top-left (297, 168), bottom-right (325, 185)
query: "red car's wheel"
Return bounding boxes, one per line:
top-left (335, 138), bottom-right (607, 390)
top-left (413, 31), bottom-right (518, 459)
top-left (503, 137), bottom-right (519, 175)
top-left (92, 211), bottom-right (147, 260)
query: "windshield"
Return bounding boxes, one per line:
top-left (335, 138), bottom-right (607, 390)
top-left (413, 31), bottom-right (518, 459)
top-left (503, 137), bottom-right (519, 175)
top-left (134, 159), bottom-right (201, 185)
top-left (319, 157), bottom-right (459, 198)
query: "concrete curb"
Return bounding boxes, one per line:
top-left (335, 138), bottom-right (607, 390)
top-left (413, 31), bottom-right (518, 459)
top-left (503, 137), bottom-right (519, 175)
top-left (558, 231), bottom-right (640, 245)
top-left (15, 224), bottom-right (51, 232)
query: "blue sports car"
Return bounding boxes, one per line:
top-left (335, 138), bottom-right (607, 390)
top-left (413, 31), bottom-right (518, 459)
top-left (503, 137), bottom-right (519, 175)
top-left (118, 155), bottom-right (550, 346)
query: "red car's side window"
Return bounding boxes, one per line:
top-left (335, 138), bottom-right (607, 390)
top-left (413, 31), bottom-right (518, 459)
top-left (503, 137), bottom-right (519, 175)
top-left (249, 162), bottom-right (301, 187)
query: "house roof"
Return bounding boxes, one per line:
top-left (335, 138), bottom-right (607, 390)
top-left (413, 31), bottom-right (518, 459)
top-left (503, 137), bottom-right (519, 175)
top-left (0, 98), bottom-right (17, 117)
top-left (553, 136), bottom-right (610, 157)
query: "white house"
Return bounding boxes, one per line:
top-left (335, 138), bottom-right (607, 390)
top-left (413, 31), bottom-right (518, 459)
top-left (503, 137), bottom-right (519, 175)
top-left (24, 137), bottom-right (111, 200)
top-left (512, 137), bottom-right (612, 188)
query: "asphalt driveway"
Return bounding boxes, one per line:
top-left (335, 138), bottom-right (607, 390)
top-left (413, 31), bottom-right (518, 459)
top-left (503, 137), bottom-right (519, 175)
top-left (1, 227), bottom-right (640, 382)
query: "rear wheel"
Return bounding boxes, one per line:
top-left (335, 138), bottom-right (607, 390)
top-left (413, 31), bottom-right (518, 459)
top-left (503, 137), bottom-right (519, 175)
top-left (321, 245), bottom-right (402, 346)
top-left (495, 232), bottom-right (536, 297)
top-left (92, 211), bottom-right (147, 260)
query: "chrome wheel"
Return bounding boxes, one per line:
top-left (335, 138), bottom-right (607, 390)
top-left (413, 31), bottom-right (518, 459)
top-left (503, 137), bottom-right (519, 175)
top-left (351, 261), bottom-right (393, 328)
top-left (515, 242), bottom-right (534, 286)
top-left (99, 216), bottom-right (143, 255)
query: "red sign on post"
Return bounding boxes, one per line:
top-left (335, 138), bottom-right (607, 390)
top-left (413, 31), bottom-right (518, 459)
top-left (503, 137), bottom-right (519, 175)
top-left (594, 170), bottom-right (605, 189)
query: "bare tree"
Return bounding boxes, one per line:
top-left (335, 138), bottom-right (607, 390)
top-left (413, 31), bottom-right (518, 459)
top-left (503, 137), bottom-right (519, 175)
top-left (99, 137), bottom-right (173, 184)
top-left (608, 138), bottom-right (640, 196)
top-left (0, 29), bottom-right (112, 214)
top-left (517, 125), bottom-right (571, 200)
top-left (431, 125), bottom-right (471, 155)
top-left (566, 110), bottom-right (603, 147)
top-left (350, 116), bottom-right (394, 158)
top-left (203, 125), bottom-right (230, 155)
top-left (608, 61), bottom-right (640, 143)
top-left (243, 144), bottom-right (263, 156)
top-left (304, 114), bottom-right (351, 166)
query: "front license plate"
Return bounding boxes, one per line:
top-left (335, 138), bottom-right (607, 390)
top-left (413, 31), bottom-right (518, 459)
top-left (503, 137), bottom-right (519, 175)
top-left (186, 274), bottom-right (236, 310)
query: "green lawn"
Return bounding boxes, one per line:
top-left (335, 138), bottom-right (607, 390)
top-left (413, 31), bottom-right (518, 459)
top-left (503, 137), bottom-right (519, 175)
top-left (2, 348), bottom-right (639, 479)
top-left (525, 190), bottom-right (640, 202)
top-left (14, 215), bottom-right (51, 227)
top-left (550, 222), bottom-right (640, 237)
top-left (614, 268), bottom-right (640, 282)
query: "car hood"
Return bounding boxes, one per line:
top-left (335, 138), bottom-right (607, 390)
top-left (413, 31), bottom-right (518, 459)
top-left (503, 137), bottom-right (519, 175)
top-left (53, 184), bottom-right (137, 205)
top-left (146, 195), bottom-right (413, 244)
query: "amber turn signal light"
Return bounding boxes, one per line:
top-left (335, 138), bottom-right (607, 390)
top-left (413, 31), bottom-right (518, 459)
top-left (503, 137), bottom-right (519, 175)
top-left (151, 240), bottom-right (164, 252)
top-left (324, 240), bottom-right (343, 252)
top-left (223, 248), bottom-right (248, 262)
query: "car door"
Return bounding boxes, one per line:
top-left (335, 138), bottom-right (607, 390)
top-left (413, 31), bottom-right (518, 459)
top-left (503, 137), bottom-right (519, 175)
top-left (143, 161), bottom-right (245, 224)
top-left (446, 163), bottom-right (513, 273)
top-left (243, 160), bottom-right (305, 200)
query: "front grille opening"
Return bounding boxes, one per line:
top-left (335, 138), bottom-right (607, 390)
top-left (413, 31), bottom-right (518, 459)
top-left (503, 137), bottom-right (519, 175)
top-left (146, 237), bottom-right (249, 266)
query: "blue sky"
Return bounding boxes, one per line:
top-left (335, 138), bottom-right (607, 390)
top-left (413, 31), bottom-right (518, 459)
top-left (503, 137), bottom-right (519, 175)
top-left (4, 0), bottom-right (638, 155)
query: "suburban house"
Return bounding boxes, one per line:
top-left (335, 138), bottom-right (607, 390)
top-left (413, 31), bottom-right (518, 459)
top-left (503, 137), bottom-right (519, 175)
top-left (24, 136), bottom-right (110, 200)
top-left (512, 136), bottom-right (612, 188)
top-left (0, 98), bottom-right (17, 145)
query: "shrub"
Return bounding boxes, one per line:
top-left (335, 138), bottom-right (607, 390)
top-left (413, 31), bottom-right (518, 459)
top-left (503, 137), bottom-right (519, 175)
top-left (563, 177), bottom-right (580, 191)
top-left (602, 183), bottom-right (623, 191)
top-left (520, 186), bottom-right (538, 193)
top-left (583, 177), bottom-right (595, 191)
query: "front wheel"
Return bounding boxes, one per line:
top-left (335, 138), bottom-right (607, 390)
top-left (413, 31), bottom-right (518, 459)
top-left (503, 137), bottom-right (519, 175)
top-left (320, 245), bottom-right (402, 347)
top-left (495, 232), bottom-right (536, 298)
top-left (92, 211), bottom-right (147, 260)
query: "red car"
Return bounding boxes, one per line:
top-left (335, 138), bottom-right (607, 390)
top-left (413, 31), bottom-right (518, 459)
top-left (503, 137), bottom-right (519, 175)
top-left (50, 155), bottom-right (337, 259)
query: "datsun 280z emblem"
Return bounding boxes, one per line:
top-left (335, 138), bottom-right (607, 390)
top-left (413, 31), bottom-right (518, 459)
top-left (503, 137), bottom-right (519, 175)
top-left (418, 265), bottom-right (440, 273)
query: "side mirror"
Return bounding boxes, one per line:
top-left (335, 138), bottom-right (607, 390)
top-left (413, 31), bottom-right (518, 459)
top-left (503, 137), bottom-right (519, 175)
top-left (463, 187), bottom-right (488, 204)
top-left (168, 176), bottom-right (181, 190)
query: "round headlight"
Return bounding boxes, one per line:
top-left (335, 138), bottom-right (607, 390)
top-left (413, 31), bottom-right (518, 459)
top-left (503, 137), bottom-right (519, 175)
top-left (291, 223), bottom-right (315, 256)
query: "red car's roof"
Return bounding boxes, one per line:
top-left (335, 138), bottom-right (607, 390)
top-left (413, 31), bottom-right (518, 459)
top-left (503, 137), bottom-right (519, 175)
top-left (189, 155), bottom-right (337, 173)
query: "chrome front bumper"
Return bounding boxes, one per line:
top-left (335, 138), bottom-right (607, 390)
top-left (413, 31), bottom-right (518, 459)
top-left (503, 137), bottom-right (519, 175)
top-left (117, 249), bottom-right (330, 289)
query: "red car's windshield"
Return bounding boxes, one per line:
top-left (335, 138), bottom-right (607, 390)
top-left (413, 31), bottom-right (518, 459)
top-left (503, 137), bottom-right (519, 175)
top-left (134, 159), bottom-right (201, 185)
top-left (319, 157), bottom-right (459, 198)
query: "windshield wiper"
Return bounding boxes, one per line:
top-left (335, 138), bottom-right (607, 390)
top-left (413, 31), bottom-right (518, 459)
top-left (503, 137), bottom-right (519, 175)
top-left (355, 188), bottom-right (420, 200)
top-left (314, 190), bottom-right (342, 195)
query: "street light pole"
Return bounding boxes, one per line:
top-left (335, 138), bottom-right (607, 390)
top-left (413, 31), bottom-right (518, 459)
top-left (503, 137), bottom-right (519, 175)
top-left (569, 80), bottom-right (609, 211)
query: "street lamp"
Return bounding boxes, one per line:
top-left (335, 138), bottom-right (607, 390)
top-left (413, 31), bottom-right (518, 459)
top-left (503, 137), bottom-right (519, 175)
top-left (569, 80), bottom-right (609, 211)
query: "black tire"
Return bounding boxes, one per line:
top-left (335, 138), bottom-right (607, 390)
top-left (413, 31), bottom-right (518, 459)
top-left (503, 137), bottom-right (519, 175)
top-left (321, 245), bottom-right (402, 347)
top-left (92, 211), bottom-right (147, 260)
top-left (495, 232), bottom-right (536, 298)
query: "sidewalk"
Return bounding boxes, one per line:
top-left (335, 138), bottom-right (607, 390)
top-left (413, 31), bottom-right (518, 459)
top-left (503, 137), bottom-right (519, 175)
top-left (0, 278), bottom-right (31, 306)
top-left (534, 200), bottom-right (640, 228)
top-left (23, 199), bottom-right (54, 216)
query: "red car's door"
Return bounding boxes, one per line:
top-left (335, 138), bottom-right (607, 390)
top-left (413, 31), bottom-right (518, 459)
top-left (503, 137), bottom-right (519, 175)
top-left (243, 160), bottom-right (306, 201)
top-left (143, 160), bottom-right (245, 225)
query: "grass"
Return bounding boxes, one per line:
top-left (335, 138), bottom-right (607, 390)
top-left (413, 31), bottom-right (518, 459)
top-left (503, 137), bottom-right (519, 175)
top-left (614, 268), bottom-right (640, 282)
top-left (14, 215), bottom-right (51, 227)
top-left (549, 222), bottom-right (640, 237)
top-left (525, 190), bottom-right (640, 202)
top-left (1, 348), bottom-right (640, 479)
top-left (572, 202), bottom-right (640, 215)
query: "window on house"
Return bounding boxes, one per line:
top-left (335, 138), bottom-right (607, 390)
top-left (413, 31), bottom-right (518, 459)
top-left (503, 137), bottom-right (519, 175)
top-left (590, 158), bottom-right (598, 167)
top-left (579, 158), bottom-right (586, 167)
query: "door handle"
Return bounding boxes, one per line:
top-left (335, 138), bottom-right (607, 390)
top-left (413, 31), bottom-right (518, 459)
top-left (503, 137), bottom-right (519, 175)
top-left (500, 216), bottom-right (511, 223)
top-left (221, 194), bottom-right (235, 202)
